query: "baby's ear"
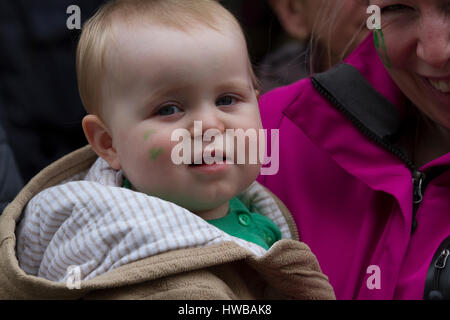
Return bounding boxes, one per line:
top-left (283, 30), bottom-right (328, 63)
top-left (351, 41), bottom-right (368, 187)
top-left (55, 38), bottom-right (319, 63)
top-left (82, 115), bottom-right (121, 170)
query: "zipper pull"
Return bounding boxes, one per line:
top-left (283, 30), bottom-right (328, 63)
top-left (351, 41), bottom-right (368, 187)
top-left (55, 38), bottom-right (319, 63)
top-left (411, 171), bottom-right (425, 233)
top-left (412, 171), bottom-right (425, 204)
top-left (435, 249), bottom-right (450, 269)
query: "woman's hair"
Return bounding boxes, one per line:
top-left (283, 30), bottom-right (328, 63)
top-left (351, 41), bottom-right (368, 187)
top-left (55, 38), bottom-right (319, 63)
top-left (307, 0), bottom-right (368, 74)
top-left (76, 0), bottom-right (258, 115)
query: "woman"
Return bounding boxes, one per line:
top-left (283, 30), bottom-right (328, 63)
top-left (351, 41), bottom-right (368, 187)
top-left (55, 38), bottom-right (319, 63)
top-left (258, 0), bottom-right (450, 299)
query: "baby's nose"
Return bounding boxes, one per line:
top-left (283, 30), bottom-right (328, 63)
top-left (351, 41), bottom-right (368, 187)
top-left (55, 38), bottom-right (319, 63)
top-left (189, 109), bottom-right (225, 137)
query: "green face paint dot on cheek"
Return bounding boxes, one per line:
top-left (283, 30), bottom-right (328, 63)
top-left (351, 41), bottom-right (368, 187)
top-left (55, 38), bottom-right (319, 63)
top-left (149, 147), bottom-right (163, 161)
top-left (144, 130), bottom-right (156, 141)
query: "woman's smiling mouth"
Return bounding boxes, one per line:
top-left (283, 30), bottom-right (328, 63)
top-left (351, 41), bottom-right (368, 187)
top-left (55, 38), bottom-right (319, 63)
top-left (418, 75), bottom-right (450, 107)
top-left (426, 76), bottom-right (450, 94)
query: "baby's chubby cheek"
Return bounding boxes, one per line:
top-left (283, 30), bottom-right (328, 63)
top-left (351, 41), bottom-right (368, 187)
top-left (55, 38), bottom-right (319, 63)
top-left (143, 129), bottom-right (165, 162)
top-left (119, 128), bottom-right (175, 190)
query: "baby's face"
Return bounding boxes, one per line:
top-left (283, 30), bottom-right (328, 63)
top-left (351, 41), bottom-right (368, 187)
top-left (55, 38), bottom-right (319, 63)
top-left (101, 21), bottom-right (262, 217)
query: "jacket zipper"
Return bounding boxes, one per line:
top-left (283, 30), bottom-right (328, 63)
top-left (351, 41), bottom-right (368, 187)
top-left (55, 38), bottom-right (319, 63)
top-left (311, 78), bottom-right (449, 234)
top-left (411, 166), bottom-right (450, 233)
top-left (411, 171), bottom-right (425, 233)
top-left (434, 249), bottom-right (450, 293)
top-left (425, 235), bottom-right (450, 299)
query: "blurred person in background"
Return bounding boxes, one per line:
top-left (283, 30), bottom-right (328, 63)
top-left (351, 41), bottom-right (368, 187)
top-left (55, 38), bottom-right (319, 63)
top-left (0, 0), bottom-right (106, 183)
top-left (258, 0), bottom-right (369, 93)
top-left (0, 120), bottom-right (22, 214)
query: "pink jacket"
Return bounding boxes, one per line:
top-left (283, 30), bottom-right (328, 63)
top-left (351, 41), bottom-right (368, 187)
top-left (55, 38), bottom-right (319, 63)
top-left (257, 34), bottom-right (450, 300)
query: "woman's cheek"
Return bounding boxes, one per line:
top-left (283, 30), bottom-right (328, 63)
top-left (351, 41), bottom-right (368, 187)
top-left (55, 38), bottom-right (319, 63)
top-left (379, 29), bottom-right (409, 68)
top-left (382, 17), bottom-right (419, 64)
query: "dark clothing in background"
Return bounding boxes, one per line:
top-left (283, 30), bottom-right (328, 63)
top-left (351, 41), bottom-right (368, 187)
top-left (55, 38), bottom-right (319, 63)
top-left (0, 121), bottom-right (23, 214)
top-left (257, 41), bottom-right (310, 94)
top-left (0, 0), bottom-right (106, 183)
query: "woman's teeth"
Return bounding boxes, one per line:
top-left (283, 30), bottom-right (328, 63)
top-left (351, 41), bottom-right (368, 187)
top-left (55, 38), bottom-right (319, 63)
top-left (429, 79), bottom-right (450, 93)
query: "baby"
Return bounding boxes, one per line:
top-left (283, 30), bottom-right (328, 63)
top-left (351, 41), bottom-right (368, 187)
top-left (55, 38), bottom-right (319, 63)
top-left (13, 0), bottom-right (335, 299)
top-left (79, 0), bottom-right (279, 248)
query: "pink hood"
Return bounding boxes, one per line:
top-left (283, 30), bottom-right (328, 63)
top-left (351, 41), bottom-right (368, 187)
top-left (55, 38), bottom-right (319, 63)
top-left (257, 34), bottom-right (450, 300)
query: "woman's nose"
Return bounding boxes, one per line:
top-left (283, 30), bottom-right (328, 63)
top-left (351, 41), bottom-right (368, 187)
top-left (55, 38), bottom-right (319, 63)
top-left (416, 18), bottom-right (450, 69)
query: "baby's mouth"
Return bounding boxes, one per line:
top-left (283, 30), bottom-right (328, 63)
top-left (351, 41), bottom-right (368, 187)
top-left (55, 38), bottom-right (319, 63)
top-left (189, 150), bottom-right (228, 166)
top-left (189, 155), bottom-right (228, 166)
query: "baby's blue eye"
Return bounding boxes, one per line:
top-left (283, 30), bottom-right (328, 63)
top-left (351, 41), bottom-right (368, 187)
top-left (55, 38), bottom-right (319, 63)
top-left (158, 105), bottom-right (182, 116)
top-left (216, 96), bottom-right (236, 107)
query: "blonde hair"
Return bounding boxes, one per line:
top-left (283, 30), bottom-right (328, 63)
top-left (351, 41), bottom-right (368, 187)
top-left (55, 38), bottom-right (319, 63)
top-left (76, 0), bottom-right (258, 115)
top-left (308, 0), bottom-right (367, 74)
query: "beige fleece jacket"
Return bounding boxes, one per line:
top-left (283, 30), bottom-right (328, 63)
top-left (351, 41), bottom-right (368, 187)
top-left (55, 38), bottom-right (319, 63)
top-left (0, 145), bottom-right (335, 300)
